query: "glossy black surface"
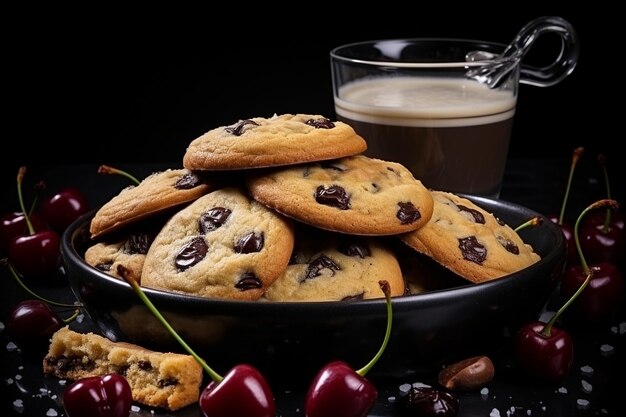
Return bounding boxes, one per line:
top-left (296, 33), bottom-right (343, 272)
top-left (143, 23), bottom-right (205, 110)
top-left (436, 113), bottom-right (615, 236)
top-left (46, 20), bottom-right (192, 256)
top-left (2, 161), bottom-right (624, 417)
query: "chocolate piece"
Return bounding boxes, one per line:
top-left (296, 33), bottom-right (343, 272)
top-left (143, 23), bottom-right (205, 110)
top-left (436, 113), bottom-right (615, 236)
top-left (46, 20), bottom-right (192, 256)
top-left (174, 172), bottom-right (202, 189)
top-left (224, 119), bottom-right (259, 136)
top-left (497, 235), bottom-right (520, 255)
top-left (338, 240), bottom-right (371, 258)
top-left (95, 262), bottom-right (112, 272)
top-left (305, 117), bottom-right (335, 129)
top-left (199, 207), bottom-right (232, 233)
top-left (123, 233), bottom-right (152, 255)
top-left (235, 232), bottom-right (264, 254)
top-left (305, 255), bottom-right (340, 279)
top-left (397, 201), bottom-right (421, 224)
top-left (175, 237), bottom-right (208, 271)
top-left (457, 204), bottom-right (485, 224)
top-left (157, 378), bottom-right (178, 388)
top-left (401, 386), bottom-right (459, 416)
top-left (235, 272), bottom-right (262, 290)
top-left (314, 185), bottom-right (350, 210)
top-left (458, 236), bottom-right (487, 264)
top-left (438, 355), bottom-right (495, 391)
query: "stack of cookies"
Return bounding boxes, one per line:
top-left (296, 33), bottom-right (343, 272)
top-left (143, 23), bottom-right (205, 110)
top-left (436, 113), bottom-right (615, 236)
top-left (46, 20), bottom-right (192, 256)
top-left (85, 113), bottom-right (540, 302)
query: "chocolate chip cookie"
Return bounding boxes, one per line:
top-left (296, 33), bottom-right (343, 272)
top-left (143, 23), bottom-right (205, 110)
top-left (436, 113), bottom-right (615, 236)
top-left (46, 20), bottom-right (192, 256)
top-left (400, 190), bottom-right (541, 283)
top-left (246, 154), bottom-right (434, 235)
top-left (263, 225), bottom-right (405, 301)
top-left (182, 113), bottom-right (367, 170)
top-left (141, 187), bottom-right (295, 301)
top-left (90, 168), bottom-right (214, 239)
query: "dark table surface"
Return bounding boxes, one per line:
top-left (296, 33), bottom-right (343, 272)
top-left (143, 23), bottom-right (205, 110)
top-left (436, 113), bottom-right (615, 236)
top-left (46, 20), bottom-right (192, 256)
top-left (1, 158), bottom-right (624, 417)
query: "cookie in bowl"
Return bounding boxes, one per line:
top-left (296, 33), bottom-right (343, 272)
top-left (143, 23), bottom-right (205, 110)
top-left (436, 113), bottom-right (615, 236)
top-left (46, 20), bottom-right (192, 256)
top-left (246, 154), bottom-right (434, 236)
top-left (183, 113), bottom-right (367, 171)
top-left (400, 190), bottom-right (541, 283)
top-left (141, 186), bottom-right (295, 301)
top-left (263, 225), bottom-right (406, 302)
top-left (89, 168), bottom-right (215, 239)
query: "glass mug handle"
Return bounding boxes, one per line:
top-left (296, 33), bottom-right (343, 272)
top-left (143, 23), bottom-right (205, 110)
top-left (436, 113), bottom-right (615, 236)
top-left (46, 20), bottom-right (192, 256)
top-left (512, 16), bottom-right (580, 87)
top-left (466, 16), bottom-right (579, 88)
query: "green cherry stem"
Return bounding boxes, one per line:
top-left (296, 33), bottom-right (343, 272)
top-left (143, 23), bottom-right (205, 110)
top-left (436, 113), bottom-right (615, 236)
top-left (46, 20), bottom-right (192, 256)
top-left (97, 165), bottom-right (141, 185)
top-left (117, 265), bottom-right (223, 383)
top-left (597, 154), bottom-right (614, 232)
top-left (514, 216), bottom-right (542, 233)
top-left (557, 147), bottom-right (584, 225)
top-left (3, 260), bottom-right (81, 309)
top-left (356, 280), bottom-right (392, 376)
top-left (539, 198), bottom-right (619, 337)
top-left (16, 167), bottom-right (35, 235)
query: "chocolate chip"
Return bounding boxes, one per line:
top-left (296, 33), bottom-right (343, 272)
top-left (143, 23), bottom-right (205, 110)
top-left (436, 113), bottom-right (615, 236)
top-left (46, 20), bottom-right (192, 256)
top-left (123, 233), bottom-right (152, 254)
top-left (397, 201), bottom-right (421, 224)
top-left (235, 272), bottom-right (262, 290)
top-left (497, 235), bottom-right (520, 254)
top-left (457, 204), bottom-right (485, 224)
top-left (305, 117), bottom-right (335, 129)
top-left (225, 119), bottom-right (259, 136)
top-left (314, 185), bottom-right (350, 210)
top-left (458, 236), bottom-right (487, 264)
top-left (235, 232), bottom-right (264, 253)
top-left (305, 255), bottom-right (340, 279)
top-left (438, 355), bottom-right (495, 391)
top-left (175, 236), bottom-right (208, 271)
top-left (400, 386), bottom-right (459, 416)
top-left (199, 207), bottom-right (232, 233)
top-left (95, 262), bottom-right (112, 272)
top-left (157, 378), bottom-right (178, 387)
top-left (174, 172), bottom-right (202, 189)
top-left (137, 360), bottom-right (152, 370)
top-left (338, 240), bottom-right (371, 258)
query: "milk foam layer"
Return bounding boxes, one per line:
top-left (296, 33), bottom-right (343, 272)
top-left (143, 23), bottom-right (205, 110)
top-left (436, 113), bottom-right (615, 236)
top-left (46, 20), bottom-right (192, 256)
top-left (335, 77), bottom-right (516, 127)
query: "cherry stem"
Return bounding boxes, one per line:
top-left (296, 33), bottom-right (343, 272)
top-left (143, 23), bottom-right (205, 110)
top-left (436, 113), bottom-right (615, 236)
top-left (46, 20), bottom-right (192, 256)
top-left (117, 265), bottom-right (223, 383)
top-left (558, 147), bottom-right (584, 225)
top-left (597, 154), bottom-right (613, 232)
top-left (356, 280), bottom-right (392, 377)
top-left (514, 216), bottom-right (542, 233)
top-left (540, 198), bottom-right (620, 337)
top-left (16, 166), bottom-right (35, 235)
top-left (97, 165), bottom-right (141, 185)
top-left (63, 308), bottom-right (82, 324)
top-left (3, 260), bottom-right (81, 308)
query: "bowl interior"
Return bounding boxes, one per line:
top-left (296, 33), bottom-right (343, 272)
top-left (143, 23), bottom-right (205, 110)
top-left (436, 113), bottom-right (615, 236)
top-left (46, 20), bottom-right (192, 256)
top-left (61, 195), bottom-right (565, 384)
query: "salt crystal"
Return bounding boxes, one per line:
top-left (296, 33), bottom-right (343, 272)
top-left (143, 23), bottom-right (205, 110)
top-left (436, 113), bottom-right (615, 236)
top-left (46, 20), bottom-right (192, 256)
top-left (527, 410), bottom-right (532, 415)
top-left (18, 365), bottom-right (23, 370)
top-left (619, 322), bottom-right (626, 334)
top-left (557, 387), bottom-right (567, 394)
top-left (0, 321), bottom-right (5, 330)
top-left (6, 341), bottom-right (18, 352)
top-left (15, 374), bottom-right (22, 380)
top-left (398, 383), bottom-right (412, 393)
top-left (490, 408), bottom-right (501, 417)
top-left (76, 314), bottom-right (85, 323)
top-left (581, 380), bottom-right (593, 393)
top-left (412, 382), bottom-right (431, 388)
top-left (576, 399), bottom-right (590, 409)
top-left (600, 344), bottom-right (614, 356)
top-left (611, 326), bottom-right (618, 335)
top-left (13, 399), bottom-right (24, 408)
top-left (387, 396), bottom-right (397, 402)
top-left (46, 409), bottom-right (58, 416)
top-left (481, 387), bottom-right (490, 399)
top-left (131, 405), bottom-right (141, 412)
top-left (580, 365), bottom-right (593, 377)
top-left (58, 380), bottom-right (67, 385)
top-left (541, 406), bottom-right (546, 411)
top-left (510, 406), bottom-right (516, 413)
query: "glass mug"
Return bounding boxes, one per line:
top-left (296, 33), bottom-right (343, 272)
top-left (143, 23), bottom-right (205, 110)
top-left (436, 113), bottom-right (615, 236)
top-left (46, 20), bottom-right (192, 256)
top-left (330, 16), bottom-right (579, 197)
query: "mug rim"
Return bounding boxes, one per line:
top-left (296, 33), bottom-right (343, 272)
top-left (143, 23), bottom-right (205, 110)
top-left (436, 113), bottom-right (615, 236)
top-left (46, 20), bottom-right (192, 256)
top-left (330, 38), bottom-right (509, 68)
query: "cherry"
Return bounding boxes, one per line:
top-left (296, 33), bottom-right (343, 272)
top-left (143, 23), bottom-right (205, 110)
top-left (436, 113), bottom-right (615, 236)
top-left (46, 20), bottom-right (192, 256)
top-left (0, 211), bottom-right (46, 254)
top-left (579, 154), bottom-right (625, 268)
top-left (118, 265), bottom-right (276, 417)
top-left (63, 373), bottom-right (132, 417)
top-left (304, 280), bottom-right (392, 417)
top-left (515, 199), bottom-right (619, 381)
top-left (41, 186), bottom-right (91, 234)
top-left (6, 299), bottom-right (63, 350)
top-left (7, 167), bottom-right (61, 280)
top-left (561, 198), bottom-right (624, 324)
top-left (548, 146), bottom-right (584, 266)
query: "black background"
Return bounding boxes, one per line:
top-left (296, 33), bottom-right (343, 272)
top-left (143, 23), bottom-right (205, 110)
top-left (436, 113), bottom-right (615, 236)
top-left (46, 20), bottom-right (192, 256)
top-left (2, 8), bottom-right (617, 196)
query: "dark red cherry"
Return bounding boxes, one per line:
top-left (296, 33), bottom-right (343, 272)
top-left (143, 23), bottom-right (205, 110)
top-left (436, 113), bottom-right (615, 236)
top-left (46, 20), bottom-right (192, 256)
top-left (8, 230), bottom-right (61, 279)
top-left (515, 321), bottom-right (573, 381)
top-left (41, 187), bottom-right (90, 234)
top-left (0, 211), bottom-right (47, 254)
top-left (579, 211), bottom-right (625, 268)
top-left (199, 364), bottom-right (276, 417)
top-left (6, 299), bottom-right (63, 349)
top-left (63, 373), bottom-right (132, 417)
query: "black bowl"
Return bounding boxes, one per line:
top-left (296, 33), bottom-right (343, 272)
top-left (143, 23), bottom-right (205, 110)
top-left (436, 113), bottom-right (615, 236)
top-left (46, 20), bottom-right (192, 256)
top-left (61, 195), bottom-right (565, 386)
